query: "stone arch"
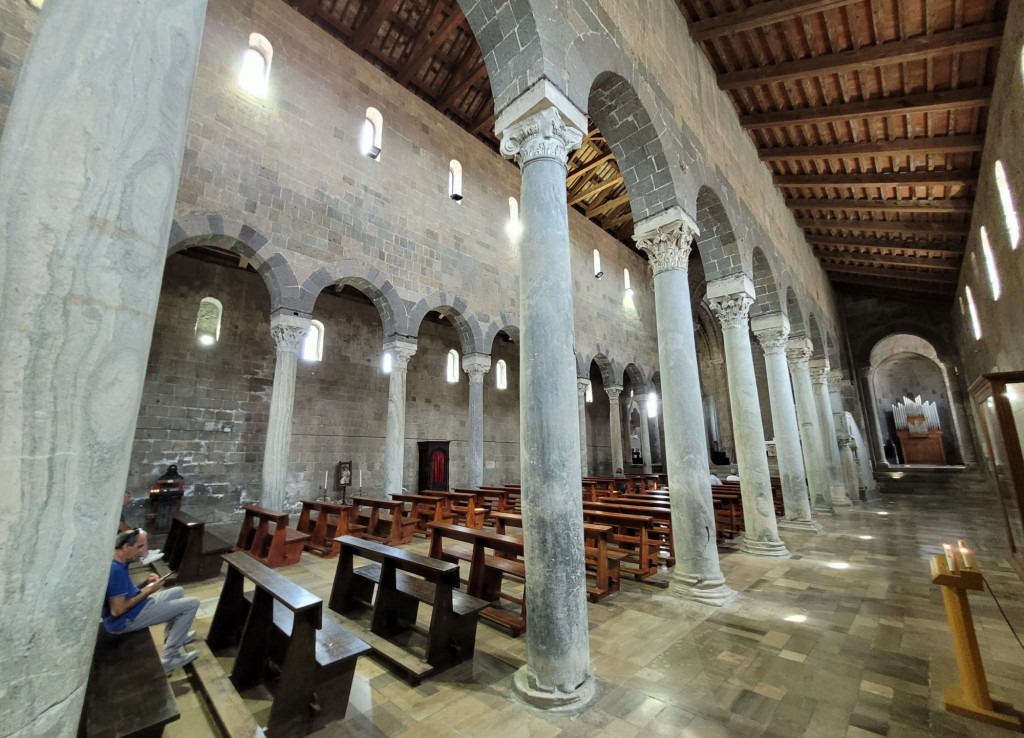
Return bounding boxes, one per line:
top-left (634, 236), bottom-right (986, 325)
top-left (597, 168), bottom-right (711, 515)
top-left (482, 314), bottom-right (521, 354)
top-left (168, 215), bottom-right (298, 313)
top-left (750, 245), bottom-right (783, 318)
top-left (785, 286), bottom-right (807, 337)
top-left (298, 260), bottom-right (407, 338)
top-left (851, 320), bottom-right (954, 371)
top-left (622, 362), bottom-right (648, 392)
top-left (588, 353), bottom-right (617, 388)
top-left (808, 314), bottom-right (825, 358)
top-left (407, 292), bottom-right (485, 354)
top-left (694, 186), bottom-right (743, 282)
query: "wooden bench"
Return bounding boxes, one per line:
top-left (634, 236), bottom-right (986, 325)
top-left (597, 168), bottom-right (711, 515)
top-left (235, 505), bottom-right (310, 568)
top-left (79, 625), bottom-right (180, 738)
top-left (428, 522), bottom-right (527, 636)
top-left (712, 490), bottom-right (744, 539)
top-left (328, 535), bottom-right (489, 683)
top-left (452, 486), bottom-right (512, 516)
top-left (422, 490), bottom-right (487, 528)
top-left (207, 551), bottom-right (370, 738)
top-left (162, 510), bottom-right (233, 583)
top-left (389, 493), bottom-right (454, 536)
top-left (350, 495), bottom-right (416, 545)
top-left (580, 509), bottom-right (660, 581)
top-left (591, 499), bottom-right (675, 566)
top-left (296, 500), bottom-right (365, 557)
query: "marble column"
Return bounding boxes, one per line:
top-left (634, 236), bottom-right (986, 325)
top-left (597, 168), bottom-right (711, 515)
top-left (498, 84), bottom-right (592, 707)
top-left (462, 353), bottom-right (491, 488)
top-left (787, 338), bottom-right (834, 513)
top-left (635, 207), bottom-right (734, 605)
top-left (383, 338), bottom-right (417, 497)
top-left (262, 313), bottom-right (311, 510)
top-left (751, 314), bottom-right (821, 533)
top-left (859, 366), bottom-right (888, 466)
top-left (577, 378), bottom-right (590, 475)
top-left (838, 436), bottom-right (861, 502)
top-left (810, 358), bottom-right (852, 506)
top-left (707, 276), bottom-right (788, 557)
top-left (0, 2), bottom-right (207, 735)
top-left (637, 393), bottom-right (654, 474)
top-left (830, 375), bottom-right (860, 503)
top-left (606, 385), bottom-right (625, 472)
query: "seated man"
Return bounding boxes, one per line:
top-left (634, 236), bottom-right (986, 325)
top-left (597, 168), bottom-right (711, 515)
top-left (117, 491), bottom-right (162, 564)
top-left (104, 528), bottom-right (200, 673)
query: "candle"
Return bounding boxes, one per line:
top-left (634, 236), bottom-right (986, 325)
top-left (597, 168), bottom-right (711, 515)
top-left (943, 543), bottom-right (958, 572)
top-left (958, 541), bottom-right (975, 569)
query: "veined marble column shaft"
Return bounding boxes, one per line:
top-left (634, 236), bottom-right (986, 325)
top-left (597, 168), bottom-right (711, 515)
top-left (635, 208), bottom-right (734, 605)
top-left (0, 2), bottom-right (208, 735)
top-left (499, 89), bottom-right (592, 708)
top-left (751, 314), bottom-right (820, 532)
top-left (383, 339), bottom-right (417, 497)
top-left (830, 376), bottom-right (859, 503)
top-left (577, 379), bottom-right (590, 475)
top-left (463, 353), bottom-right (491, 488)
top-left (607, 385), bottom-right (625, 472)
top-left (787, 339), bottom-right (834, 513)
top-left (810, 359), bottom-right (852, 506)
top-left (707, 277), bottom-right (788, 557)
top-left (637, 394), bottom-right (654, 474)
top-left (262, 313), bottom-right (311, 510)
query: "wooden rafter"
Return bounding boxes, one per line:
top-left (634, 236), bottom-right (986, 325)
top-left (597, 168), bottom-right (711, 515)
top-left (568, 152), bottom-right (616, 183)
top-left (797, 218), bottom-right (970, 238)
top-left (830, 274), bottom-right (957, 296)
top-left (436, 60), bottom-right (487, 112)
top-left (776, 171), bottom-right (977, 188)
top-left (586, 192), bottom-right (631, 219)
top-left (689, 0), bottom-right (859, 42)
top-left (396, 1), bottom-right (460, 84)
top-left (816, 253), bottom-right (961, 271)
top-left (352, 0), bottom-right (397, 52)
top-left (759, 135), bottom-right (985, 162)
top-left (807, 235), bottom-right (964, 257)
top-left (822, 263), bottom-right (958, 283)
top-left (786, 198), bottom-right (973, 214)
top-left (569, 176), bottom-right (625, 208)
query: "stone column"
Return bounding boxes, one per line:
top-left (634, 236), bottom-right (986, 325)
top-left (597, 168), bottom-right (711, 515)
top-left (383, 338), bottom-right (417, 497)
top-left (838, 435), bottom-right (861, 502)
top-left (577, 378), bottom-right (590, 475)
top-left (0, 2), bottom-right (207, 735)
top-left (462, 353), bottom-right (491, 488)
top-left (751, 313), bottom-right (821, 533)
top-left (498, 83), bottom-right (592, 707)
top-left (707, 276), bottom-right (789, 557)
top-left (830, 375), bottom-right (860, 502)
top-left (859, 366), bottom-right (888, 466)
top-left (787, 338), bottom-right (834, 513)
top-left (636, 393), bottom-right (654, 474)
top-left (606, 385), bottom-right (625, 472)
top-left (262, 313), bottom-right (311, 510)
top-left (810, 358), bottom-right (852, 506)
top-left (635, 207), bottom-right (734, 605)
top-left (939, 356), bottom-right (974, 464)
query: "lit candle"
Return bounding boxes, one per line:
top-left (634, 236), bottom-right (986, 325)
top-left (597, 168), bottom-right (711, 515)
top-left (958, 541), bottom-right (975, 569)
top-left (943, 543), bottom-right (958, 572)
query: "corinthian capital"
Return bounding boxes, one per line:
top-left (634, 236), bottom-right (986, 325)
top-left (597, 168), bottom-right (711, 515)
top-left (500, 107), bottom-right (583, 168)
top-left (785, 336), bottom-right (813, 368)
top-left (707, 275), bottom-right (756, 330)
top-left (633, 207), bottom-right (700, 276)
top-left (270, 313), bottom-right (310, 354)
top-left (462, 353), bottom-right (491, 383)
top-left (605, 385), bottom-right (623, 402)
top-left (808, 357), bottom-right (830, 385)
top-left (384, 337), bottom-right (417, 373)
top-left (754, 327), bottom-right (789, 355)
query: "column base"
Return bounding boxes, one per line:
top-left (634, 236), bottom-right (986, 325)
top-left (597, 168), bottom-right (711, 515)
top-left (814, 503), bottom-right (836, 515)
top-left (670, 573), bottom-right (737, 606)
top-left (831, 486), bottom-right (853, 506)
top-left (739, 537), bottom-right (791, 557)
top-left (779, 518), bottom-right (826, 535)
top-left (513, 666), bottom-right (596, 711)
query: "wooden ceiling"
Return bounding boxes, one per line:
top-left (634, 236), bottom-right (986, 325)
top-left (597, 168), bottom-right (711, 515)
top-left (285, 0), bottom-right (1008, 301)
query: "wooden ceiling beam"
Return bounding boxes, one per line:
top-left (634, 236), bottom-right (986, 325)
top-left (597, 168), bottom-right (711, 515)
top-left (786, 197), bottom-right (972, 214)
top-left (567, 152), bottom-right (616, 183)
top-left (822, 263), bottom-right (958, 283)
top-left (584, 192), bottom-right (631, 218)
top-left (352, 0), bottom-right (397, 53)
top-left (760, 135), bottom-right (984, 162)
top-left (570, 176), bottom-right (625, 208)
top-left (798, 218), bottom-right (970, 237)
top-left (815, 252), bottom-right (961, 271)
top-left (740, 87), bottom-right (992, 129)
top-left (689, 0), bottom-right (859, 42)
top-left (807, 235), bottom-right (964, 257)
top-left (720, 23), bottom-right (1003, 91)
top-left (436, 60), bottom-right (488, 111)
top-left (776, 170), bottom-right (977, 187)
top-left (396, 2), bottom-right (461, 85)
top-left (829, 273), bottom-right (956, 295)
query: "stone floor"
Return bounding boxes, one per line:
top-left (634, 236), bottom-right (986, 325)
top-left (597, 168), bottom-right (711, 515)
top-left (164, 476), bottom-right (1024, 737)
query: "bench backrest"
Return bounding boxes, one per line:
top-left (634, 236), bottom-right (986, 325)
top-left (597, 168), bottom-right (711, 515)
top-left (581, 510), bottom-right (654, 527)
top-left (335, 534), bottom-right (460, 585)
top-left (222, 551), bottom-right (321, 624)
top-left (429, 522), bottom-right (524, 557)
top-left (243, 505), bottom-right (289, 524)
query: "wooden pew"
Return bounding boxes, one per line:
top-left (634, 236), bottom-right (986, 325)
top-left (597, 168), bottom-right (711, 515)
top-left (207, 552), bottom-right (370, 738)
top-left (350, 495), bottom-right (416, 546)
top-left (454, 486), bottom-right (513, 516)
top-left (579, 509), bottom-right (660, 581)
top-left (235, 505), bottom-right (310, 568)
top-left (422, 490), bottom-right (487, 528)
top-left (712, 490), bottom-right (744, 539)
top-left (590, 499), bottom-right (675, 566)
top-left (163, 510), bottom-right (233, 583)
top-left (389, 493), bottom-right (454, 536)
top-left (479, 485), bottom-right (521, 512)
top-left (428, 522), bottom-right (527, 636)
top-left (328, 535), bottom-right (489, 684)
top-left (296, 500), bottom-right (365, 557)
top-left (79, 626), bottom-right (180, 738)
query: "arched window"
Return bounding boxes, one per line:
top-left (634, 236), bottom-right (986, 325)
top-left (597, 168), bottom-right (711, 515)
top-left (506, 197), bottom-right (521, 238)
top-left (965, 286), bottom-right (982, 340)
top-left (585, 384), bottom-right (593, 403)
top-left (448, 160), bottom-right (463, 202)
top-left (446, 349), bottom-right (460, 383)
top-left (979, 226), bottom-right (1001, 300)
top-left (495, 359), bottom-right (508, 390)
top-left (994, 160), bottom-right (1020, 250)
top-left (361, 107), bottom-right (383, 160)
top-left (593, 249), bottom-right (603, 279)
top-left (195, 297), bottom-right (223, 346)
top-left (239, 33), bottom-right (272, 98)
top-left (302, 320), bottom-right (324, 361)
top-left (623, 267), bottom-right (632, 294)
top-left (382, 351), bottom-right (393, 374)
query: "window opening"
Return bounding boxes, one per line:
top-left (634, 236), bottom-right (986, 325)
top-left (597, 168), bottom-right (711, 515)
top-left (966, 286), bottom-right (982, 340)
top-left (623, 268), bottom-right (632, 294)
top-left (361, 107), bottom-right (383, 159)
top-left (382, 352), bottom-right (393, 374)
top-left (302, 320), bottom-right (324, 362)
top-left (446, 349), bottom-right (460, 383)
top-left (593, 250), bottom-right (603, 279)
top-left (239, 33), bottom-right (272, 98)
top-left (195, 297), bottom-right (223, 346)
top-left (448, 160), bottom-right (463, 202)
top-left (496, 359), bottom-right (508, 390)
top-left (995, 160), bottom-right (1020, 250)
top-left (647, 392), bottom-right (659, 418)
top-left (585, 384), bottom-right (593, 403)
top-left (506, 197), bottom-right (521, 238)
top-left (980, 226), bottom-right (1002, 300)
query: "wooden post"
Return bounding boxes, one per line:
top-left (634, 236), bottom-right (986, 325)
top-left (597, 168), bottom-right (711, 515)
top-left (930, 554), bottom-right (1020, 729)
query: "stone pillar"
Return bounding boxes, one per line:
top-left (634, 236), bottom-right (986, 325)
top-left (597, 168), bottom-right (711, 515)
top-left (707, 276), bottom-right (789, 557)
top-left (751, 313), bottom-right (821, 533)
top-left (838, 435), bottom-right (861, 502)
top-left (939, 356), bottom-right (975, 465)
top-left (383, 338), bottom-right (417, 497)
top-left (606, 385), bottom-right (625, 473)
top-left (462, 353), bottom-right (491, 488)
top-left (0, 2), bottom-right (207, 735)
top-left (634, 207), bottom-right (734, 605)
top-left (810, 359), bottom-right (852, 506)
top-left (498, 83), bottom-right (592, 707)
top-left (830, 375), bottom-right (860, 503)
top-left (636, 393), bottom-right (654, 474)
top-left (787, 338), bottom-right (834, 513)
top-left (577, 378), bottom-right (590, 475)
top-left (262, 313), bottom-right (311, 510)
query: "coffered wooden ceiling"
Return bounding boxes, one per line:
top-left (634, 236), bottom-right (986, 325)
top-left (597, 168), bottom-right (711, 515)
top-left (285, 0), bottom-right (1008, 301)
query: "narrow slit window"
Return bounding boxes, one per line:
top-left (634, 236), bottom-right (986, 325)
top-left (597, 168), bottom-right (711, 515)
top-left (980, 226), bottom-right (1001, 300)
top-left (593, 249), bottom-right (603, 279)
top-left (585, 384), bottom-right (593, 403)
top-left (623, 267), bottom-right (632, 294)
top-left (239, 33), bottom-right (272, 98)
top-left (506, 197), bottom-right (521, 237)
top-left (195, 297), bottom-right (223, 346)
top-left (361, 107), bottom-right (383, 160)
top-left (995, 160), bottom-right (1020, 250)
top-left (448, 160), bottom-right (463, 202)
top-left (966, 286), bottom-right (982, 340)
top-left (647, 392), bottom-right (659, 418)
top-left (302, 320), bottom-right (324, 362)
top-left (382, 351), bottom-right (393, 374)
top-left (496, 359), bottom-right (508, 390)
top-left (446, 349), bottom-right (460, 383)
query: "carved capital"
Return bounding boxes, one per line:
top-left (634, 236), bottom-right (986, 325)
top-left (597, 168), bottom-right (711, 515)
top-left (500, 107), bottom-right (583, 168)
top-left (809, 366), bottom-right (830, 385)
top-left (462, 353), bottom-right (491, 384)
top-left (785, 339), bottom-right (813, 369)
top-left (754, 326), bottom-right (790, 355)
top-left (633, 217), bottom-right (699, 276)
top-left (709, 291), bottom-right (754, 330)
top-left (384, 338), bottom-right (417, 373)
top-left (270, 314), bottom-right (310, 355)
top-left (577, 379), bottom-right (591, 397)
top-left (605, 385), bottom-right (623, 402)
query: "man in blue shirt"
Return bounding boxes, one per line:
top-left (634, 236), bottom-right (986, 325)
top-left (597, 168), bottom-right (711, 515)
top-left (104, 528), bottom-right (200, 673)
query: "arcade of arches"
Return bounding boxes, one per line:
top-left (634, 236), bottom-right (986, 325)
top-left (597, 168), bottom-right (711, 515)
top-left (2, 1), bottom-right (1024, 736)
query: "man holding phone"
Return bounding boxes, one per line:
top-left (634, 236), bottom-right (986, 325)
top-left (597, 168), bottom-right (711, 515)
top-left (104, 528), bottom-right (200, 673)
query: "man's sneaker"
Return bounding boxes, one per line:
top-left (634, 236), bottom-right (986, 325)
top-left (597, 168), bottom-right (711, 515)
top-left (164, 651), bottom-right (199, 674)
top-left (142, 551), bottom-right (164, 565)
top-left (183, 630), bottom-right (199, 646)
